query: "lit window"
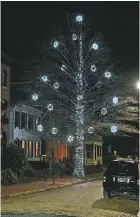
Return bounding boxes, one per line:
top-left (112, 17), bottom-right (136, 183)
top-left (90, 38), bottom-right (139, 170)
top-left (35, 142), bottom-right (39, 157)
top-left (28, 141), bottom-right (33, 157)
top-left (21, 140), bottom-right (25, 149)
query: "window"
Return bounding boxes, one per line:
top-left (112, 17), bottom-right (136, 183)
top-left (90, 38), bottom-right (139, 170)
top-left (15, 110), bottom-right (20, 128)
top-left (28, 141), bottom-right (33, 157)
top-left (97, 146), bottom-right (101, 156)
top-left (86, 144), bottom-right (93, 159)
top-left (95, 145), bottom-right (97, 160)
top-left (2, 70), bottom-right (7, 87)
top-left (1, 99), bottom-right (8, 110)
top-left (28, 114), bottom-right (33, 131)
top-left (35, 142), bottom-right (40, 157)
top-left (107, 161), bottom-right (138, 176)
top-left (37, 117), bottom-right (41, 124)
top-left (21, 112), bottom-right (27, 129)
top-left (100, 146), bottom-right (102, 156)
top-left (21, 140), bottom-right (26, 152)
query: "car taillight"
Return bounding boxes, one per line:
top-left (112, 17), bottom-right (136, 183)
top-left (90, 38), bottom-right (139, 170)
top-left (103, 176), bottom-right (106, 182)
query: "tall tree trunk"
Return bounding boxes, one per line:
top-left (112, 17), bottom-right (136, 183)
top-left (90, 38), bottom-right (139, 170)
top-left (73, 32), bottom-right (85, 178)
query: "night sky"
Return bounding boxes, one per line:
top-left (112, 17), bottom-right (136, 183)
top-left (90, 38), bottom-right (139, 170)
top-left (2, 2), bottom-right (139, 150)
top-left (2, 1), bottom-right (139, 68)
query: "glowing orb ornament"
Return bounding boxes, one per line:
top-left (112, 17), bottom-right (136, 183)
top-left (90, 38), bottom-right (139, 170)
top-left (53, 41), bottom-right (59, 48)
top-left (32, 93), bottom-right (38, 101)
top-left (90, 64), bottom-right (97, 72)
top-left (113, 97), bottom-right (118, 104)
top-left (61, 64), bottom-right (67, 72)
top-left (67, 135), bottom-right (74, 143)
top-left (105, 71), bottom-right (111, 78)
top-left (92, 43), bottom-right (98, 50)
top-left (88, 127), bottom-right (94, 134)
top-left (72, 34), bottom-right (77, 41)
top-left (101, 108), bottom-right (107, 115)
top-left (76, 15), bottom-right (83, 22)
top-left (77, 95), bottom-right (83, 101)
top-left (41, 76), bottom-right (48, 82)
top-left (37, 124), bottom-right (43, 132)
top-left (111, 125), bottom-right (117, 133)
top-left (47, 104), bottom-right (53, 111)
top-left (51, 127), bottom-right (58, 134)
top-left (53, 82), bottom-right (59, 89)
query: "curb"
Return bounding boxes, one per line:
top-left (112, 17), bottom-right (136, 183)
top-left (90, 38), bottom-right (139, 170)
top-left (2, 176), bottom-right (102, 200)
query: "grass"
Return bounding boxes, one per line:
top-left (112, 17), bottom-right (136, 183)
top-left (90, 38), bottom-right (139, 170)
top-left (92, 198), bottom-right (139, 215)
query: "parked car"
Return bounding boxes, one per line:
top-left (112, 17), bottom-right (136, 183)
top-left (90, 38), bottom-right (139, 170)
top-left (103, 159), bottom-right (139, 199)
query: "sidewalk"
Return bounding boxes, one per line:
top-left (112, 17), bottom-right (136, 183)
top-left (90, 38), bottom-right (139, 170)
top-left (1, 178), bottom-right (72, 198)
top-left (1, 173), bottom-right (103, 200)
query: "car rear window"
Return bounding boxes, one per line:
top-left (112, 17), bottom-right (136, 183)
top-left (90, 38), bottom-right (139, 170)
top-left (107, 161), bottom-right (138, 176)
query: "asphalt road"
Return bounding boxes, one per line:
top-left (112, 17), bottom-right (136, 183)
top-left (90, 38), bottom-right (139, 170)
top-left (2, 180), bottom-right (135, 217)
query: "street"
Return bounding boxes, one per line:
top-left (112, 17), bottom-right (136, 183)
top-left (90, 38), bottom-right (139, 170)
top-left (1, 180), bottom-right (136, 217)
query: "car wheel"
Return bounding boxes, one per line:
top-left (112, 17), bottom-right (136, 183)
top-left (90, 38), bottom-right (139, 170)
top-left (103, 188), bottom-right (111, 199)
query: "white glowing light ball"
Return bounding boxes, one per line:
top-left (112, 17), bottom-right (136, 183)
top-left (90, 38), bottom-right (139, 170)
top-left (92, 43), bottom-right (98, 50)
top-left (41, 76), bottom-right (48, 82)
top-left (113, 97), bottom-right (118, 104)
top-left (47, 104), bottom-right (53, 111)
top-left (72, 34), bottom-right (77, 41)
top-left (51, 127), bottom-right (58, 134)
top-left (37, 124), bottom-right (43, 132)
top-left (105, 71), bottom-right (111, 78)
top-left (67, 135), bottom-right (74, 143)
top-left (61, 64), bottom-right (67, 72)
top-left (111, 125), bottom-right (117, 133)
top-left (88, 127), bottom-right (94, 134)
top-left (53, 82), bottom-right (59, 89)
top-left (90, 64), bottom-right (97, 72)
top-left (32, 93), bottom-right (38, 101)
top-left (76, 15), bottom-right (83, 22)
top-left (101, 108), bottom-right (107, 115)
top-left (53, 41), bottom-right (59, 48)
top-left (77, 95), bottom-right (83, 101)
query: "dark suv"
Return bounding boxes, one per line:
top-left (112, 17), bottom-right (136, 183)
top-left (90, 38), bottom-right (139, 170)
top-left (103, 160), bottom-right (139, 199)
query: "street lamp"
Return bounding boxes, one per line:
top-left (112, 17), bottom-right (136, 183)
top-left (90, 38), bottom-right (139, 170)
top-left (136, 81), bottom-right (140, 89)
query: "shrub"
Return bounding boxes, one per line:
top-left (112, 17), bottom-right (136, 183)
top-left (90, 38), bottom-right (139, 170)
top-left (2, 143), bottom-right (34, 179)
top-left (29, 161), bottom-right (48, 170)
top-left (1, 169), bottom-right (19, 185)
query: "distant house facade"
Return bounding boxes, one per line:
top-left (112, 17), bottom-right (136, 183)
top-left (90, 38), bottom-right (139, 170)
top-left (9, 104), bottom-right (43, 161)
top-left (44, 133), bottom-right (103, 171)
top-left (1, 53), bottom-right (12, 146)
top-left (85, 134), bottom-right (102, 166)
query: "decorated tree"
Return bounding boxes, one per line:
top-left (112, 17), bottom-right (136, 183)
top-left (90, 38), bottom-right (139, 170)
top-left (17, 14), bottom-right (138, 177)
